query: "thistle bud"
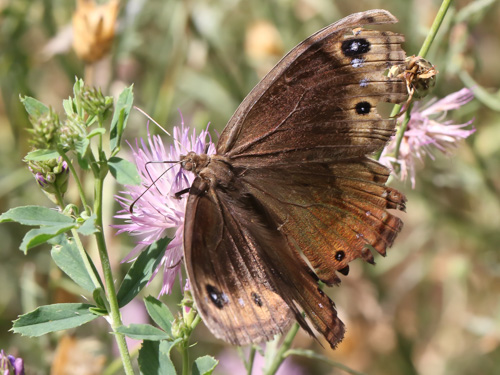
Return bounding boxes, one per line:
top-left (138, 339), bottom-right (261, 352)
top-left (72, 0), bottom-right (119, 63)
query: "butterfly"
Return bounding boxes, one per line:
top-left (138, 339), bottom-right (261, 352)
top-left (180, 9), bottom-right (407, 348)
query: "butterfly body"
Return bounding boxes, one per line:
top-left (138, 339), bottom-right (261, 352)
top-left (181, 9), bottom-right (407, 349)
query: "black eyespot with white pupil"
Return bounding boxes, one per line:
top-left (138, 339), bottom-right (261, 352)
top-left (251, 292), bottom-right (263, 307)
top-left (355, 101), bottom-right (371, 115)
top-left (341, 38), bottom-right (371, 57)
top-left (206, 284), bottom-right (229, 309)
top-left (335, 251), bottom-right (345, 261)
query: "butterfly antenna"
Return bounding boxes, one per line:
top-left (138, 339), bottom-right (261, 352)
top-left (129, 161), bottom-right (181, 213)
top-left (134, 106), bottom-right (185, 150)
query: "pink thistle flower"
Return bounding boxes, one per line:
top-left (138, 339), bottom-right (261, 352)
top-left (380, 88), bottom-right (476, 188)
top-left (114, 120), bottom-right (216, 295)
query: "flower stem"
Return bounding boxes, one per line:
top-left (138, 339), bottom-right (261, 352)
top-left (264, 322), bottom-right (300, 375)
top-left (417, 0), bottom-right (453, 59)
top-left (388, 0), bottom-right (453, 159)
top-left (57, 150), bottom-right (91, 215)
top-left (246, 346), bottom-right (257, 375)
top-left (92, 158), bottom-right (134, 374)
top-left (71, 228), bottom-right (102, 290)
top-left (181, 342), bottom-right (189, 375)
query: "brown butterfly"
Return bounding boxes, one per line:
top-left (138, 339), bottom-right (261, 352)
top-left (180, 9), bottom-right (407, 349)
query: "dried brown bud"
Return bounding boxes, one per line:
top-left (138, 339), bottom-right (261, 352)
top-left (72, 0), bottom-right (119, 63)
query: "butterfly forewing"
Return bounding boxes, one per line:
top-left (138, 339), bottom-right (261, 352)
top-left (218, 10), bottom-right (406, 167)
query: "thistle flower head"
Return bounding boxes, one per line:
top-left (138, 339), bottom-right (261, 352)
top-left (380, 88), bottom-right (475, 187)
top-left (114, 120), bottom-right (216, 295)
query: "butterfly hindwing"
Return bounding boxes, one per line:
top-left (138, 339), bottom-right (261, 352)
top-left (184, 177), bottom-right (345, 347)
top-left (239, 158), bottom-right (406, 286)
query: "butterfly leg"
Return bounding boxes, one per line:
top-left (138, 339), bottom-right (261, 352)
top-left (175, 187), bottom-right (190, 199)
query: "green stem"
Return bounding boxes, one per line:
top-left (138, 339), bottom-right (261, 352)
top-left (247, 346), bottom-right (257, 375)
top-left (417, 0), bottom-right (453, 59)
top-left (264, 322), bottom-right (300, 375)
top-left (181, 342), bottom-right (189, 375)
top-left (57, 150), bottom-right (91, 215)
top-left (94, 171), bottom-right (134, 374)
top-left (71, 228), bottom-right (102, 290)
top-left (284, 349), bottom-right (368, 375)
top-left (103, 345), bottom-right (141, 375)
top-left (393, 107), bottom-right (412, 161)
top-left (388, 0), bottom-right (453, 159)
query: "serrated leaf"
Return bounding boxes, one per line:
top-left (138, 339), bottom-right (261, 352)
top-left (77, 214), bottom-right (98, 235)
top-left (12, 303), bottom-right (97, 337)
top-left (24, 149), bottom-right (60, 161)
top-left (144, 296), bottom-right (174, 336)
top-left (117, 237), bottom-right (170, 308)
top-left (0, 206), bottom-right (74, 226)
top-left (108, 156), bottom-right (141, 186)
top-left (139, 340), bottom-right (177, 375)
top-left (193, 356), bottom-right (218, 375)
top-left (110, 85), bottom-right (134, 153)
top-left (116, 324), bottom-right (170, 341)
top-left (21, 224), bottom-right (77, 252)
top-left (20, 96), bottom-right (49, 118)
top-left (51, 236), bottom-right (101, 292)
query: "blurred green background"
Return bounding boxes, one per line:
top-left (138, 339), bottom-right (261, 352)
top-left (1, 0), bottom-right (499, 374)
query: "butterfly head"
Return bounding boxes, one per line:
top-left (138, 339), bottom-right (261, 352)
top-left (180, 151), bottom-right (210, 175)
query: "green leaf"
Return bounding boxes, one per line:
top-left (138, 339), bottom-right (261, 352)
top-left (108, 156), bottom-right (141, 186)
top-left (110, 85), bottom-right (134, 153)
top-left (139, 340), bottom-right (177, 375)
top-left (116, 324), bottom-right (170, 341)
top-left (50, 236), bottom-right (101, 292)
top-left (144, 296), bottom-right (174, 336)
top-left (0, 206), bottom-right (74, 226)
top-left (117, 237), bottom-right (170, 308)
top-left (193, 356), bottom-right (218, 375)
top-left (62, 97), bottom-right (76, 116)
top-left (77, 214), bottom-right (98, 235)
top-left (92, 287), bottom-right (108, 311)
top-left (24, 149), bottom-right (60, 161)
top-left (21, 224), bottom-right (77, 252)
top-left (74, 138), bottom-right (90, 159)
top-left (12, 303), bottom-right (97, 337)
top-left (20, 96), bottom-right (49, 118)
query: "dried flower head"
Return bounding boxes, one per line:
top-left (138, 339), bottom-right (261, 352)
top-left (114, 121), bottom-right (216, 295)
top-left (72, 0), bottom-right (119, 62)
top-left (380, 88), bottom-right (476, 187)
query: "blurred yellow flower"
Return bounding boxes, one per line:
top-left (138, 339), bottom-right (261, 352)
top-left (245, 20), bottom-right (283, 60)
top-left (72, 0), bottom-right (119, 63)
